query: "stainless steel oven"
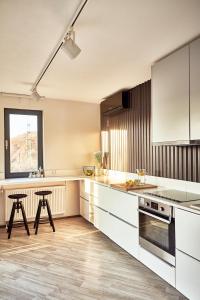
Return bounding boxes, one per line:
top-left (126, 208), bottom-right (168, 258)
top-left (139, 196), bottom-right (175, 266)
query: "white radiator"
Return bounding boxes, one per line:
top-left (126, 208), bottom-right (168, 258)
top-left (5, 186), bottom-right (66, 222)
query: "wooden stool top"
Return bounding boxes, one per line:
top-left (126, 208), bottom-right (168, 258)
top-left (8, 193), bottom-right (27, 200)
top-left (35, 191), bottom-right (52, 196)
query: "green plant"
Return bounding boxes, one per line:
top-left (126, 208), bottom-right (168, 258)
top-left (94, 151), bottom-right (102, 165)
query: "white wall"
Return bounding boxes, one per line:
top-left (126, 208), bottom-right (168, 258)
top-left (0, 95), bottom-right (100, 178)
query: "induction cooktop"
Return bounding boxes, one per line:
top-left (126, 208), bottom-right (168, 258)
top-left (145, 189), bottom-right (200, 203)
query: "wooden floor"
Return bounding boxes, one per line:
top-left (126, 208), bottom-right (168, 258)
top-left (0, 217), bottom-right (187, 300)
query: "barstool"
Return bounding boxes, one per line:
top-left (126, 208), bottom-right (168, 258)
top-left (34, 191), bottom-right (55, 234)
top-left (7, 193), bottom-right (30, 239)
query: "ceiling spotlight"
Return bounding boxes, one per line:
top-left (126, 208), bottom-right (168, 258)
top-left (62, 28), bottom-right (81, 59)
top-left (32, 88), bottom-right (41, 101)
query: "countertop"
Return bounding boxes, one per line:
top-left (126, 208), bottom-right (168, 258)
top-left (0, 176), bottom-right (83, 190)
top-left (1, 175), bottom-right (200, 215)
top-left (84, 176), bottom-right (200, 216)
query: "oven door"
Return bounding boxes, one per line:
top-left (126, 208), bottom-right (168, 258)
top-left (139, 208), bottom-right (175, 266)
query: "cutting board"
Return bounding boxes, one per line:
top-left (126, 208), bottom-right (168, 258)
top-left (110, 183), bottom-right (157, 191)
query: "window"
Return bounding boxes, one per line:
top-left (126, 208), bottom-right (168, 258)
top-left (4, 109), bottom-right (43, 178)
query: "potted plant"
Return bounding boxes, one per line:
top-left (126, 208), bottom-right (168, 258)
top-left (94, 151), bottom-right (103, 176)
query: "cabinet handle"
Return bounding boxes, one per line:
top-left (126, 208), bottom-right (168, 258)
top-left (138, 209), bottom-right (172, 224)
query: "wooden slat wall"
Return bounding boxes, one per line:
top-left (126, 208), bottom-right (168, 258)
top-left (101, 80), bottom-right (200, 182)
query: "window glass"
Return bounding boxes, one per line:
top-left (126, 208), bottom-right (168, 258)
top-left (4, 109), bottom-right (43, 178)
top-left (10, 114), bottom-right (38, 172)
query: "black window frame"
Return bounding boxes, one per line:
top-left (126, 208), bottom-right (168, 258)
top-left (4, 108), bottom-right (43, 178)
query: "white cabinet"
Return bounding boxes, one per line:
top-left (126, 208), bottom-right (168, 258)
top-left (80, 196), bottom-right (94, 223)
top-left (152, 45), bottom-right (189, 144)
top-left (108, 213), bottom-right (139, 258)
top-left (94, 206), bottom-right (110, 236)
top-left (176, 208), bottom-right (200, 299)
top-left (93, 184), bottom-right (138, 227)
top-left (176, 250), bottom-right (200, 300)
top-left (94, 206), bottom-right (139, 258)
top-left (190, 37), bottom-right (200, 140)
top-left (80, 181), bottom-right (139, 260)
top-left (93, 184), bottom-right (112, 211)
top-left (80, 179), bottom-right (94, 200)
top-left (139, 247), bottom-right (175, 286)
top-left (176, 208), bottom-right (200, 261)
top-left (105, 189), bottom-right (138, 227)
top-left (80, 197), bottom-right (89, 221)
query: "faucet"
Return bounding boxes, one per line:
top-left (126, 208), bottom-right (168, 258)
top-left (29, 167), bottom-right (45, 178)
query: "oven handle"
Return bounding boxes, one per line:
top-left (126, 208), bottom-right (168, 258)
top-left (138, 209), bottom-right (172, 224)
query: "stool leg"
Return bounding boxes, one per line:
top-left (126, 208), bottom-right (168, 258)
top-left (16, 199), bottom-right (20, 213)
top-left (8, 202), bottom-right (16, 239)
top-left (20, 202), bottom-right (30, 236)
top-left (46, 200), bottom-right (55, 232)
top-left (34, 200), bottom-right (41, 229)
top-left (35, 200), bottom-right (42, 235)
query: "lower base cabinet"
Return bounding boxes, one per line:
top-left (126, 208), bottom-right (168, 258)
top-left (139, 247), bottom-right (175, 287)
top-left (176, 250), bottom-right (200, 300)
top-left (80, 196), bottom-right (95, 223)
top-left (94, 206), bottom-right (139, 258)
top-left (94, 206), bottom-right (110, 236)
top-left (80, 197), bottom-right (89, 221)
top-left (108, 213), bottom-right (139, 258)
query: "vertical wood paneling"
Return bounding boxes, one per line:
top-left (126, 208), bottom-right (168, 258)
top-left (101, 80), bottom-right (200, 183)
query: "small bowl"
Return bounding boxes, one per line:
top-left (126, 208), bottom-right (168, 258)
top-left (83, 166), bottom-right (95, 176)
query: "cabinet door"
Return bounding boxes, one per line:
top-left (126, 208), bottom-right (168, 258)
top-left (93, 206), bottom-right (110, 236)
top-left (139, 247), bottom-right (175, 287)
top-left (152, 45), bottom-right (189, 144)
top-left (93, 183), bottom-right (111, 211)
top-left (190, 37), bottom-right (200, 140)
top-left (93, 183), bottom-right (138, 227)
top-left (80, 179), bottom-right (94, 200)
top-left (108, 213), bottom-right (139, 258)
top-left (80, 197), bottom-right (89, 221)
top-left (176, 250), bottom-right (200, 300)
top-left (175, 208), bottom-right (200, 261)
top-left (105, 189), bottom-right (138, 227)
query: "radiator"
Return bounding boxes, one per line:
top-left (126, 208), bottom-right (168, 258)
top-left (5, 186), bottom-right (66, 222)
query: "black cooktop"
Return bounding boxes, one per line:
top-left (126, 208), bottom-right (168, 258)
top-left (145, 189), bottom-right (200, 203)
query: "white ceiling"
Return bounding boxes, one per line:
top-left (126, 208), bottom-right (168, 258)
top-left (0, 0), bottom-right (200, 103)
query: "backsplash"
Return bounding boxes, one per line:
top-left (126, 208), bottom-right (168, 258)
top-left (101, 80), bottom-right (200, 182)
top-left (108, 169), bottom-right (200, 194)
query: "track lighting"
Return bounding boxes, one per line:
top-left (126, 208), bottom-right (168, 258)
top-left (62, 28), bottom-right (81, 59)
top-left (31, 0), bottom-right (87, 93)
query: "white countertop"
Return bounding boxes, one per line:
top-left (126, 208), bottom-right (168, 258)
top-left (1, 175), bottom-right (200, 216)
top-left (86, 176), bottom-right (200, 216)
top-left (0, 176), bottom-right (83, 189)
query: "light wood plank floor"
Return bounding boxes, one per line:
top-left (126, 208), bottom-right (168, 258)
top-left (0, 217), bottom-right (187, 300)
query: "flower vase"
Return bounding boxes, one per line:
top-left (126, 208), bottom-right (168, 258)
top-left (95, 164), bottom-right (103, 176)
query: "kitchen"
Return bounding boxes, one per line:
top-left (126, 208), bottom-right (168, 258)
top-left (0, 0), bottom-right (200, 299)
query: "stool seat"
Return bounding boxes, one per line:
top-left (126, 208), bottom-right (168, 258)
top-left (7, 193), bottom-right (30, 239)
top-left (35, 191), bottom-right (52, 197)
top-left (8, 193), bottom-right (27, 200)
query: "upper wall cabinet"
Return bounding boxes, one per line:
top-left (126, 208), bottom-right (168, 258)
top-left (152, 45), bottom-right (190, 144)
top-left (190, 37), bottom-right (200, 141)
